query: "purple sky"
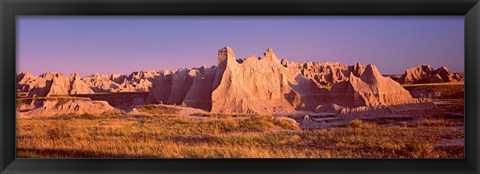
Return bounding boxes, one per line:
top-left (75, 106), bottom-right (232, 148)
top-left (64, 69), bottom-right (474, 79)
top-left (17, 16), bottom-right (464, 76)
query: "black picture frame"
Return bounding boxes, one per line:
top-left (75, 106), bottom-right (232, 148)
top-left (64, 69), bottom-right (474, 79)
top-left (1, 0), bottom-right (479, 173)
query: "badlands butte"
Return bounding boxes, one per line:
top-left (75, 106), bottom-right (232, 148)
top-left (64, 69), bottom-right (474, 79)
top-left (16, 47), bottom-right (464, 120)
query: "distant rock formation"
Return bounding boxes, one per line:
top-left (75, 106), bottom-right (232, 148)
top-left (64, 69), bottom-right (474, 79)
top-left (19, 47), bottom-right (433, 115)
top-left (128, 70), bottom-right (159, 92)
top-left (17, 98), bottom-right (115, 118)
top-left (69, 73), bottom-right (95, 95)
top-left (286, 61), bottom-right (365, 85)
top-left (25, 72), bottom-right (94, 97)
top-left (16, 72), bottom-right (37, 92)
top-left (81, 70), bottom-right (161, 93)
top-left (146, 67), bottom-right (216, 111)
top-left (183, 67), bottom-right (216, 110)
top-left (397, 64), bottom-right (463, 84)
top-left (146, 47), bottom-right (424, 115)
top-left (328, 64), bottom-right (415, 108)
top-left (210, 47), bottom-right (298, 114)
top-left (82, 74), bottom-right (117, 93)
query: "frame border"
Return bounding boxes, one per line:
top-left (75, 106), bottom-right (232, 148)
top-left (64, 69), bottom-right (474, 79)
top-left (1, 0), bottom-right (479, 173)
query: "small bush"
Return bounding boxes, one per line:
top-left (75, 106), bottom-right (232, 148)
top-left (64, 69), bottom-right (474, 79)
top-left (137, 104), bottom-right (179, 115)
top-left (348, 119), bottom-right (364, 129)
top-left (274, 117), bottom-right (300, 130)
top-left (402, 141), bottom-right (438, 158)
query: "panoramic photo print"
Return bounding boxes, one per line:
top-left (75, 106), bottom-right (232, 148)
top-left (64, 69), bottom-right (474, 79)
top-left (16, 16), bottom-right (464, 158)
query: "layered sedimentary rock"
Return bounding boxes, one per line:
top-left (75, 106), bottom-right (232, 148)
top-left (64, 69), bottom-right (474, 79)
top-left (20, 47), bottom-right (430, 115)
top-left (397, 64), bottom-right (463, 84)
top-left (210, 48), bottom-right (297, 114)
top-left (16, 72), bottom-right (38, 92)
top-left (69, 73), bottom-right (95, 95)
top-left (128, 70), bottom-right (159, 92)
top-left (329, 64), bottom-right (415, 108)
top-left (146, 70), bottom-right (174, 104)
top-left (168, 69), bottom-right (195, 104)
top-left (146, 47), bottom-right (422, 115)
top-left (81, 70), bottom-right (161, 93)
top-left (16, 98), bottom-right (115, 118)
top-left (147, 47), bottom-right (298, 113)
top-left (26, 72), bottom-right (94, 97)
top-left (313, 65), bottom-right (429, 117)
top-left (71, 92), bottom-right (150, 109)
top-left (147, 67), bottom-right (216, 111)
top-left (286, 61), bottom-right (365, 86)
top-left (183, 66), bottom-right (216, 110)
top-left (82, 74), bottom-right (121, 93)
top-left (110, 74), bottom-right (127, 84)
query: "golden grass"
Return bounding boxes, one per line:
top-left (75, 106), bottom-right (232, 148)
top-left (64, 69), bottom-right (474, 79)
top-left (401, 81), bottom-right (464, 87)
top-left (402, 83), bottom-right (464, 99)
top-left (16, 112), bottom-right (463, 158)
top-left (136, 104), bottom-right (179, 115)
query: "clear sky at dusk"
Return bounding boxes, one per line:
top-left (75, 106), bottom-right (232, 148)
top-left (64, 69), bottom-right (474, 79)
top-left (17, 16), bottom-right (464, 76)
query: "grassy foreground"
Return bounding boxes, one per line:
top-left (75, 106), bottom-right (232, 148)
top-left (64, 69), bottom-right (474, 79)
top-left (17, 112), bottom-right (463, 158)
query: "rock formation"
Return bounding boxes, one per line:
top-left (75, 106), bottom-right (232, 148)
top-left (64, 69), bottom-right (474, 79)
top-left (69, 72), bottom-right (95, 95)
top-left (183, 67), bottom-right (216, 110)
top-left (16, 72), bottom-right (38, 92)
top-left (128, 70), bottom-right (159, 92)
top-left (26, 72), bottom-right (69, 97)
top-left (81, 70), bottom-right (161, 93)
top-left (23, 72), bottom-right (93, 97)
top-left (145, 47), bottom-right (424, 115)
top-left (16, 97), bottom-right (115, 118)
top-left (147, 67), bottom-right (216, 111)
top-left (286, 61), bottom-right (365, 86)
top-left (329, 64), bottom-right (415, 108)
top-left (82, 73), bottom-right (123, 93)
top-left (210, 47), bottom-right (298, 114)
top-left (397, 64), bottom-right (463, 84)
top-left (146, 70), bottom-right (174, 104)
top-left (110, 73), bottom-right (127, 84)
top-left (19, 47), bottom-right (433, 116)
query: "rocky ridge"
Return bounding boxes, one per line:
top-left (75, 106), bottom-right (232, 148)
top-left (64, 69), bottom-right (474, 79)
top-left (18, 72), bottom-right (95, 97)
top-left (396, 64), bottom-right (463, 84)
top-left (16, 97), bottom-right (115, 118)
top-left (18, 47), bottom-right (439, 115)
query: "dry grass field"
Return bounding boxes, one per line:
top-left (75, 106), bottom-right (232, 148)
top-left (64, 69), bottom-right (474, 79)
top-left (17, 105), bottom-right (464, 158)
top-left (403, 82), bottom-right (464, 99)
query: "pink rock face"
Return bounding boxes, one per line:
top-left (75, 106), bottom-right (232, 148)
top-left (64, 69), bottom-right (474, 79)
top-left (183, 67), bottom-right (216, 111)
top-left (69, 72), bottom-right (95, 95)
top-left (26, 72), bottom-right (94, 97)
top-left (167, 69), bottom-right (194, 104)
top-left (210, 47), bottom-right (297, 114)
top-left (146, 71), bottom-right (173, 104)
top-left (287, 61), bottom-right (365, 86)
top-left (397, 64), bottom-right (463, 84)
top-left (27, 72), bottom-right (70, 97)
top-left (17, 98), bottom-right (115, 118)
top-left (325, 65), bottom-right (415, 110)
top-left (17, 72), bottom-right (38, 92)
top-left (81, 70), bottom-right (161, 93)
top-left (351, 64), bottom-right (415, 107)
top-left (20, 47), bottom-right (426, 115)
top-left (82, 73), bottom-right (121, 93)
top-left (209, 48), bottom-right (418, 114)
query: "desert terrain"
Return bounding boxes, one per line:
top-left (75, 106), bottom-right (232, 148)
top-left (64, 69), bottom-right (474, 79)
top-left (16, 47), bottom-right (464, 158)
